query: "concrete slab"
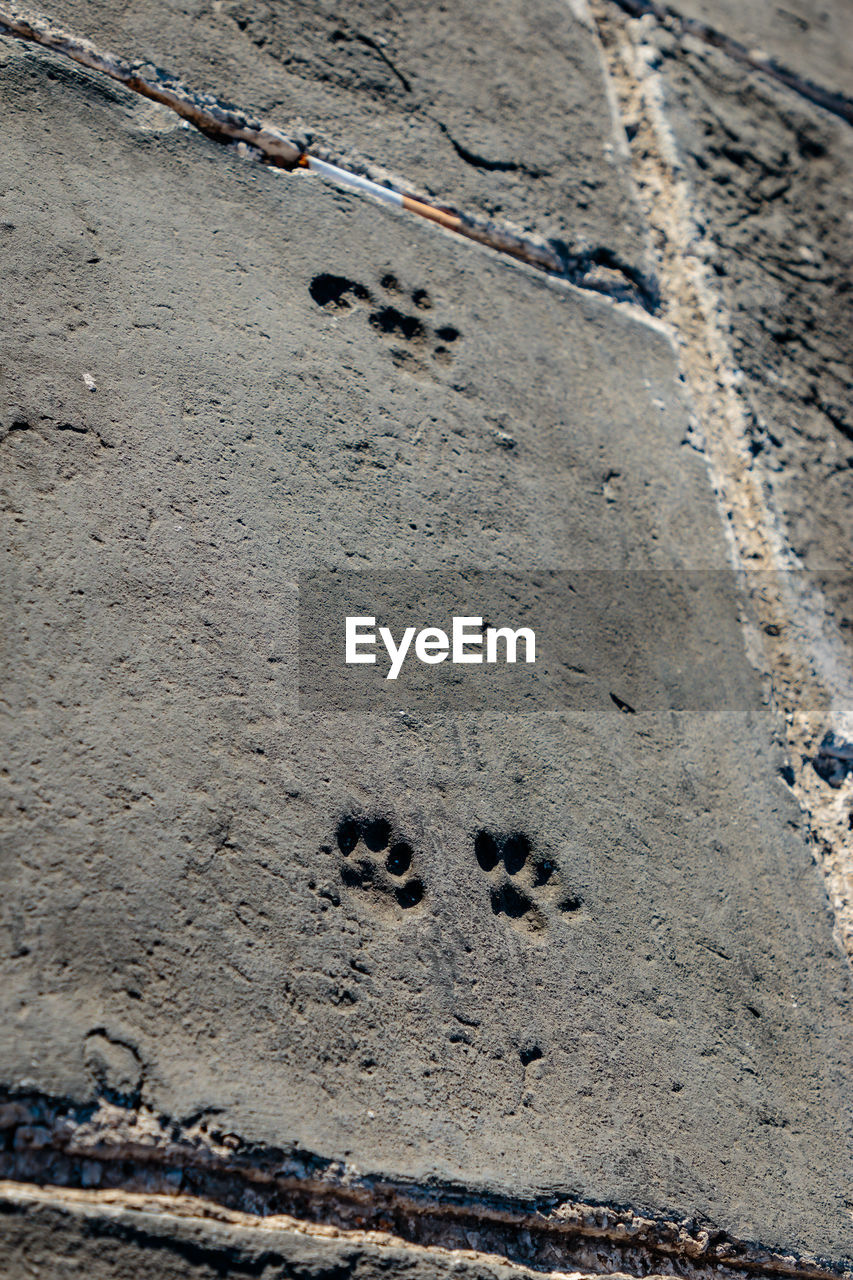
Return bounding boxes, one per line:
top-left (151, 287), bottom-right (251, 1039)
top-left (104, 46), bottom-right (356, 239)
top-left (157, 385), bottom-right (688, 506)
top-left (1, 29), bottom-right (851, 1274)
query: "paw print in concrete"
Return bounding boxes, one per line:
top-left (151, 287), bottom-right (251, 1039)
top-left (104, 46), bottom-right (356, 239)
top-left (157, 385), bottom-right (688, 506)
top-left (308, 273), bottom-right (370, 310)
top-left (309, 271), bottom-right (460, 370)
top-left (473, 830), bottom-right (581, 935)
top-left (335, 815), bottom-right (425, 910)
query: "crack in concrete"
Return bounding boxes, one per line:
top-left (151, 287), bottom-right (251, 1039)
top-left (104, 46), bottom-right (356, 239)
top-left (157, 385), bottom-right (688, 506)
top-left (0, 2), bottom-right (657, 311)
top-left (350, 29), bottom-right (413, 94)
top-left (1, 1092), bottom-right (849, 1280)
top-left (431, 117), bottom-right (536, 175)
top-left (605, 0), bottom-right (853, 127)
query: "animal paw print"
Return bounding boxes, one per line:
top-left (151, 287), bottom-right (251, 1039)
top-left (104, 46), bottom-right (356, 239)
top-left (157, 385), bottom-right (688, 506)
top-left (308, 271), bottom-right (460, 370)
top-left (473, 830), bottom-right (581, 935)
top-left (335, 815), bottom-right (425, 910)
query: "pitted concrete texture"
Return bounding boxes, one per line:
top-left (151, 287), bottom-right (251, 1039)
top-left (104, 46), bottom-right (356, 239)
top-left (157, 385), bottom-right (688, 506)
top-left (33, 0), bottom-right (651, 285)
top-left (1, 40), bottom-right (852, 1266)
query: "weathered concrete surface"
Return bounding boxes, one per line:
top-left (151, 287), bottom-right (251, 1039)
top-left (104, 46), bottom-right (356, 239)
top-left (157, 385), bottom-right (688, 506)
top-left (2, 33), bottom-right (852, 1269)
top-left (593, 0), bottom-right (853, 953)
top-left (671, 0), bottom-right (853, 103)
top-left (33, 0), bottom-right (652, 287)
top-left (647, 25), bottom-right (853, 583)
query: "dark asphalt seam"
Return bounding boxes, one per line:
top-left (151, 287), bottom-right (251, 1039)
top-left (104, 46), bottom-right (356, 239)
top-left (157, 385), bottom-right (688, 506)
top-left (606, 0), bottom-right (853, 128)
top-left (0, 2), bottom-right (658, 311)
top-left (0, 1092), bottom-right (848, 1280)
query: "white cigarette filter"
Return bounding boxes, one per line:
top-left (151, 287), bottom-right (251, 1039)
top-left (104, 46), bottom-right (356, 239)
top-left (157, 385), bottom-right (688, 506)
top-left (300, 154), bottom-right (464, 233)
top-left (304, 156), bottom-right (404, 207)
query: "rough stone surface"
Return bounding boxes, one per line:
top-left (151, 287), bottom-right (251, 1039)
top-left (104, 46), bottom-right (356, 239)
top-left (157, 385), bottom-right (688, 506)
top-left (589, 0), bottom-right (853, 964)
top-left (651, 31), bottom-right (853, 589)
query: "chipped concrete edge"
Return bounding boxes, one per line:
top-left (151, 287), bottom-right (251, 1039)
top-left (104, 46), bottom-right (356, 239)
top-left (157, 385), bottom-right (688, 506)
top-left (0, 1182), bottom-right (578, 1280)
top-left (1, 1093), bottom-right (851, 1280)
